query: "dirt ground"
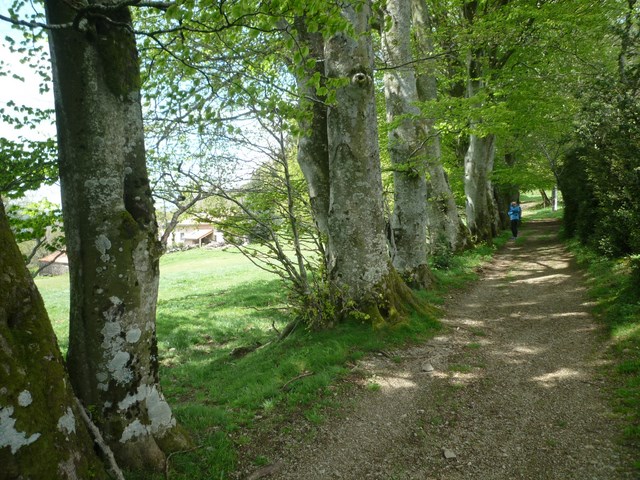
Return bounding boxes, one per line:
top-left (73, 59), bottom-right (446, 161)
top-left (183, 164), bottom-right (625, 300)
top-left (237, 218), bottom-right (637, 480)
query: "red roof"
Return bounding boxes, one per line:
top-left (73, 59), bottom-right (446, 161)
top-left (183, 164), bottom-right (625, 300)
top-left (183, 228), bottom-right (214, 241)
top-left (39, 251), bottom-right (68, 265)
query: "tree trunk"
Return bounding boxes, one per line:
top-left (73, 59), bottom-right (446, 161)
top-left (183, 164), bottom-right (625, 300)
top-left (464, 131), bottom-right (498, 242)
top-left (412, 0), bottom-right (470, 253)
top-left (45, 0), bottom-right (189, 470)
top-left (494, 153), bottom-right (518, 229)
top-left (325, 0), bottom-right (429, 323)
top-left (325, 0), bottom-right (387, 301)
top-left (539, 189), bottom-right (551, 207)
top-left (0, 199), bottom-right (109, 479)
top-left (381, 0), bottom-right (432, 288)
top-left (462, 43), bottom-right (499, 243)
top-left (294, 17), bottom-right (331, 241)
top-left (460, 1), bottom-right (501, 243)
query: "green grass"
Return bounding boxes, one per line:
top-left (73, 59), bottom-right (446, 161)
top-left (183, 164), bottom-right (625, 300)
top-left (366, 381), bottom-right (382, 392)
top-left (34, 234), bottom-right (513, 479)
top-left (568, 242), bottom-right (640, 468)
top-left (520, 190), bottom-right (564, 221)
top-left (448, 363), bottom-right (473, 373)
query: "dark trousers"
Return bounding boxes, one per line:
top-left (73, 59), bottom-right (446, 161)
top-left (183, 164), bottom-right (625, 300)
top-left (510, 219), bottom-right (519, 238)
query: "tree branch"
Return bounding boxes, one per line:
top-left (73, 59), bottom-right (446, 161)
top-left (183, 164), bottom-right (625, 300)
top-left (0, 13), bottom-right (73, 30)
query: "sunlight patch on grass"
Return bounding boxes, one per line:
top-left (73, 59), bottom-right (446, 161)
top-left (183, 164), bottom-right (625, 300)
top-left (613, 322), bottom-right (640, 342)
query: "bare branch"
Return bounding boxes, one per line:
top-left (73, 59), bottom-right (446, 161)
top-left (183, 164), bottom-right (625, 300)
top-left (0, 13), bottom-right (73, 30)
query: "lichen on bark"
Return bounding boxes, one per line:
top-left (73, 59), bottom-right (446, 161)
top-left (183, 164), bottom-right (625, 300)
top-left (324, 0), bottom-right (436, 326)
top-left (0, 199), bottom-right (109, 479)
top-left (382, 0), bottom-right (432, 288)
top-left (45, 0), bottom-right (190, 471)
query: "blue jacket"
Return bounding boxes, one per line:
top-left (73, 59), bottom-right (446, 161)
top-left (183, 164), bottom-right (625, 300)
top-left (508, 204), bottom-right (522, 221)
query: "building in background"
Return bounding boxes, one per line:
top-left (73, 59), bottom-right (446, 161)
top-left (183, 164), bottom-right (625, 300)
top-left (163, 221), bottom-right (225, 249)
top-left (38, 251), bottom-right (68, 275)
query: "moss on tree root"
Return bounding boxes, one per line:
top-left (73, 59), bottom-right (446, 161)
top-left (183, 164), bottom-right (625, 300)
top-left (355, 267), bottom-right (438, 327)
top-left (401, 263), bottom-right (435, 290)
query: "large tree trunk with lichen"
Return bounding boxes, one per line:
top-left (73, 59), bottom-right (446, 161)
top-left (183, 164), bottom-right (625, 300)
top-left (324, 0), bottom-right (429, 324)
top-left (0, 199), bottom-right (109, 479)
top-left (412, 0), bottom-right (470, 253)
top-left (325, 0), bottom-right (387, 301)
top-left (294, 17), bottom-right (330, 243)
top-left (381, 0), bottom-right (431, 288)
top-left (45, 0), bottom-right (189, 471)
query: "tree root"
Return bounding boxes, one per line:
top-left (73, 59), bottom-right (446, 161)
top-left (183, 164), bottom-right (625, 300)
top-left (358, 267), bottom-right (437, 327)
top-left (74, 397), bottom-right (126, 480)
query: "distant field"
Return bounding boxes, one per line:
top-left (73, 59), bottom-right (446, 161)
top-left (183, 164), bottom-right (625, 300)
top-left (35, 247), bottom-right (285, 354)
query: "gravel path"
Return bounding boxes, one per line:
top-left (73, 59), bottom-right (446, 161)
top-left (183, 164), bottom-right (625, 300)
top-left (239, 218), bottom-right (636, 480)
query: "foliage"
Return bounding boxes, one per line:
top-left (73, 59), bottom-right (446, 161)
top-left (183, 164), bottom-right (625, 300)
top-left (1, 1), bottom-right (56, 199)
top-left (416, 0), bottom-right (619, 200)
top-left (6, 199), bottom-right (63, 258)
top-left (186, 111), bottom-right (338, 328)
top-left (560, 1), bottom-right (640, 257)
top-left (429, 233), bottom-right (456, 270)
top-left (0, 137), bottom-right (57, 198)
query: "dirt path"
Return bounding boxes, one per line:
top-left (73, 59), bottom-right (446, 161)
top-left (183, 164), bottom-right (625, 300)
top-left (240, 219), bottom-right (636, 480)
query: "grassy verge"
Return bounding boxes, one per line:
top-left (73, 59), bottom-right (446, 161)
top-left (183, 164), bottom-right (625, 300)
top-left (568, 242), bottom-right (640, 468)
top-left (520, 190), bottom-right (564, 221)
top-left (35, 237), bottom-right (507, 479)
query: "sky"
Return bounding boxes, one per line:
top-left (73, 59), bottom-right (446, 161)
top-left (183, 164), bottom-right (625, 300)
top-left (0, 5), bottom-right (268, 208)
top-left (0, 10), bottom-right (60, 204)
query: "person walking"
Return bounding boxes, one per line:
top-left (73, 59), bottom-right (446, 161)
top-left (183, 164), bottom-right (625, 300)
top-left (508, 201), bottom-right (522, 239)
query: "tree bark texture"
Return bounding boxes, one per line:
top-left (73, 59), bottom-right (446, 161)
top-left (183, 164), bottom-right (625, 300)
top-left (464, 131), bottom-right (498, 242)
top-left (0, 199), bottom-right (109, 480)
top-left (294, 17), bottom-right (331, 241)
top-left (462, 2), bottom-right (503, 242)
top-left (45, 0), bottom-right (188, 470)
top-left (381, 0), bottom-right (432, 287)
top-left (411, 0), bottom-right (470, 253)
top-left (325, 0), bottom-right (392, 304)
top-left (322, 1), bottom-right (435, 325)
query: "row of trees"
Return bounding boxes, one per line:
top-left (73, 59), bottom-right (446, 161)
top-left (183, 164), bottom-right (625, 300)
top-left (1, 0), bottom-right (635, 477)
